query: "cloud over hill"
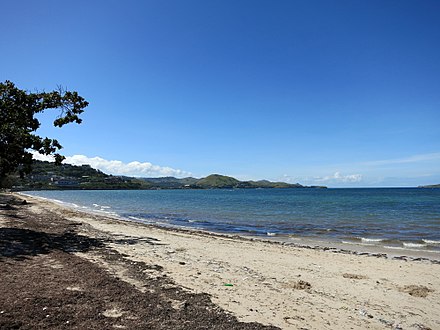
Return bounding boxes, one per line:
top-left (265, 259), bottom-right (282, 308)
top-left (31, 153), bottom-right (192, 178)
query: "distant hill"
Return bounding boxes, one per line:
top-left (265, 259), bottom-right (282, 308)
top-left (12, 160), bottom-right (152, 190)
top-left (30, 160), bottom-right (107, 179)
top-left (243, 180), bottom-right (303, 189)
top-left (195, 174), bottom-right (240, 188)
top-left (139, 176), bottom-right (199, 188)
top-left (142, 174), bottom-right (325, 189)
top-left (418, 184), bottom-right (440, 188)
top-left (10, 160), bottom-right (326, 190)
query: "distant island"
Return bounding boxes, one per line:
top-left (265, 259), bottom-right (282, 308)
top-left (10, 160), bottom-right (327, 190)
top-left (418, 184), bottom-right (440, 188)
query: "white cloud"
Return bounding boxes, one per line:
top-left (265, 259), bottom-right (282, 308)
top-left (31, 152), bottom-right (192, 178)
top-left (314, 171), bottom-right (363, 183)
top-left (279, 172), bottom-right (362, 186)
top-left (280, 174), bottom-right (300, 184)
top-left (32, 152), bottom-right (55, 163)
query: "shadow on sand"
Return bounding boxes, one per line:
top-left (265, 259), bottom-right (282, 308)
top-left (0, 227), bottom-right (104, 261)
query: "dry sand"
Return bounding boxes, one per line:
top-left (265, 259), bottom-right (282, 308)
top-left (11, 194), bottom-right (440, 329)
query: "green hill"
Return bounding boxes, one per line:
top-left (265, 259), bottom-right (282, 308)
top-left (195, 174), bottom-right (241, 188)
top-left (30, 160), bottom-right (108, 179)
top-left (246, 180), bottom-right (303, 188)
top-left (10, 161), bottom-right (152, 190)
top-left (140, 177), bottom-right (198, 188)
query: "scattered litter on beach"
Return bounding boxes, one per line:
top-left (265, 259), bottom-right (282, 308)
top-left (358, 308), bottom-right (373, 318)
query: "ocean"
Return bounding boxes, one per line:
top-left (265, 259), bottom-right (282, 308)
top-left (23, 188), bottom-right (440, 253)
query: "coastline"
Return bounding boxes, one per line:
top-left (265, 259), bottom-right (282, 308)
top-left (18, 191), bottom-right (440, 262)
top-left (2, 192), bottom-right (440, 329)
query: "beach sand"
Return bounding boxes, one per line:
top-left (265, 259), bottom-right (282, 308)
top-left (2, 193), bottom-right (439, 329)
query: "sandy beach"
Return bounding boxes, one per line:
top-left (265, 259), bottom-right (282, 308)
top-left (1, 193), bottom-right (439, 330)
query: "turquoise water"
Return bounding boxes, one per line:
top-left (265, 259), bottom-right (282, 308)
top-left (24, 188), bottom-right (440, 251)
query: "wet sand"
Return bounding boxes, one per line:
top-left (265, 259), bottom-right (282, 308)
top-left (2, 192), bottom-right (440, 329)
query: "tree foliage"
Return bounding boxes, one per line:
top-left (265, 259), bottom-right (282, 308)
top-left (0, 80), bottom-right (88, 183)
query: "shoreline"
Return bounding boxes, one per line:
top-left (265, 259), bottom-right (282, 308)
top-left (1, 192), bottom-right (276, 329)
top-left (18, 192), bottom-right (440, 263)
top-left (5, 192), bottom-right (440, 329)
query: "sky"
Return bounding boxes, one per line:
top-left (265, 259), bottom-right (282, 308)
top-left (1, 0), bottom-right (440, 187)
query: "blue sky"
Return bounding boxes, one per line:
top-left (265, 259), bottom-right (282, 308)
top-left (1, 0), bottom-right (440, 187)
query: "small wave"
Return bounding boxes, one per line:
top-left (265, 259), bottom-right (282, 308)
top-left (128, 216), bottom-right (145, 221)
top-left (403, 242), bottom-right (427, 248)
top-left (96, 210), bottom-right (116, 215)
top-left (423, 239), bottom-right (440, 245)
top-left (359, 237), bottom-right (384, 243)
top-left (187, 219), bottom-right (210, 224)
top-left (93, 204), bottom-right (112, 211)
top-left (342, 241), bottom-right (377, 246)
top-left (267, 232), bottom-right (277, 237)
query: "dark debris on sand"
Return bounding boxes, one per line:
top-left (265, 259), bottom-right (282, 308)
top-left (0, 193), bottom-right (279, 330)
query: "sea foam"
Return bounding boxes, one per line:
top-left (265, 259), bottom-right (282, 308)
top-left (360, 237), bottom-right (384, 243)
top-left (403, 242), bottom-right (427, 248)
top-left (423, 239), bottom-right (440, 245)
